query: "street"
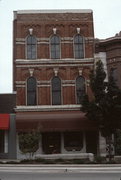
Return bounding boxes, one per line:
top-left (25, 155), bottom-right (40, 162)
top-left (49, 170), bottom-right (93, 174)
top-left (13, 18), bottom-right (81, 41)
top-left (0, 164), bottom-right (121, 180)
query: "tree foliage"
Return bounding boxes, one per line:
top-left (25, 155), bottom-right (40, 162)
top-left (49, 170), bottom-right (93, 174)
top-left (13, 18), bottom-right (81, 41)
top-left (81, 60), bottom-right (121, 137)
top-left (19, 130), bottom-right (41, 159)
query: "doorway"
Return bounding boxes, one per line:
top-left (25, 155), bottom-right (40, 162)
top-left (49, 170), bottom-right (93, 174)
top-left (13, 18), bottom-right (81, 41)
top-left (86, 131), bottom-right (98, 155)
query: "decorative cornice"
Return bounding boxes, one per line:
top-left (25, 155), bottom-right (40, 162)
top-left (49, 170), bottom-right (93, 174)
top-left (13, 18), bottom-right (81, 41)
top-left (16, 9), bottom-right (93, 14)
top-left (15, 58), bottom-right (94, 65)
top-left (16, 63), bottom-right (94, 68)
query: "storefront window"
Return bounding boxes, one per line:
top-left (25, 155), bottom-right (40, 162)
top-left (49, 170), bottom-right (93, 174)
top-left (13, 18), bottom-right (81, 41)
top-left (0, 130), bottom-right (4, 153)
top-left (64, 132), bottom-right (83, 151)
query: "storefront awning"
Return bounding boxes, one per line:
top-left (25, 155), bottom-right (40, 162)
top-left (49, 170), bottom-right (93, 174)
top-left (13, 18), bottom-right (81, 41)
top-left (16, 111), bottom-right (97, 132)
top-left (0, 114), bottom-right (9, 130)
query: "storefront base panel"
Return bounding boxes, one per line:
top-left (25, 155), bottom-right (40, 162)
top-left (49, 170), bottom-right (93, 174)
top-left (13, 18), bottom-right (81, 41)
top-left (16, 131), bottom-right (106, 160)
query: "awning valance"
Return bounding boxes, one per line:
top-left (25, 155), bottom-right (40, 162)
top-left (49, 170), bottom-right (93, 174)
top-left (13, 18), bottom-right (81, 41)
top-left (0, 114), bottom-right (9, 130)
top-left (16, 111), bottom-right (97, 132)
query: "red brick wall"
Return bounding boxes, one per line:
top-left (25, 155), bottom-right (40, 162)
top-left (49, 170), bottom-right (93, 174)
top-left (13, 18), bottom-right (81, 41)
top-left (13, 11), bottom-right (94, 105)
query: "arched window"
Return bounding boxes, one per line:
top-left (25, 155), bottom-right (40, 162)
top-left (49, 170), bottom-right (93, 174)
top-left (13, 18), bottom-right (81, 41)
top-left (27, 77), bottom-right (36, 105)
top-left (26, 35), bottom-right (37, 59)
top-left (74, 35), bottom-right (84, 59)
top-left (52, 76), bottom-right (61, 105)
top-left (76, 76), bottom-right (85, 104)
top-left (50, 35), bottom-right (60, 59)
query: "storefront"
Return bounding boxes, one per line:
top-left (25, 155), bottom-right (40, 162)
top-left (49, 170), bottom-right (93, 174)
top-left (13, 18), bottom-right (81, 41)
top-left (16, 109), bottom-right (102, 159)
top-left (0, 93), bottom-right (16, 159)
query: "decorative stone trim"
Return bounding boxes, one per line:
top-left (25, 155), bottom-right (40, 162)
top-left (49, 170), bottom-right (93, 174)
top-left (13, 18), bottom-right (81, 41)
top-left (16, 42), bottom-right (25, 45)
top-left (62, 84), bottom-right (75, 87)
top-left (78, 68), bottom-right (83, 76)
top-left (61, 37), bottom-right (73, 41)
top-left (53, 68), bottom-right (59, 76)
top-left (38, 80), bottom-right (51, 84)
top-left (16, 63), bottom-right (94, 68)
top-left (15, 81), bottom-right (26, 84)
top-left (37, 42), bottom-right (49, 44)
top-left (16, 9), bottom-right (92, 14)
top-left (29, 28), bottom-right (33, 35)
top-left (15, 58), bottom-right (94, 64)
top-left (62, 80), bottom-right (75, 83)
top-left (37, 85), bottom-right (51, 87)
top-left (16, 85), bottom-right (26, 88)
top-left (53, 28), bottom-right (57, 34)
top-left (86, 79), bottom-right (90, 86)
top-left (37, 80), bottom-right (51, 87)
top-left (16, 38), bottom-right (25, 42)
top-left (29, 68), bottom-right (34, 76)
top-left (77, 27), bottom-right (80, 34)
top-left (15, 104), bottom-right (81, 112)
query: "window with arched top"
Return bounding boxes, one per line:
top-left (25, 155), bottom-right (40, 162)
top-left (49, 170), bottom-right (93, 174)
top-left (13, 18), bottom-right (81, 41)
top-left (50, 35), bottom-right (60, 59)
top-left (76, 76), bottom-right (85, 104)
top-left (27, 77), bottom-right (36, 105)
top-left (74, 35), bottom-right (84, 59)
top-left (26, 35), bottom-right (37, 59)
top-left (52, 76), bottom-right (61, 105)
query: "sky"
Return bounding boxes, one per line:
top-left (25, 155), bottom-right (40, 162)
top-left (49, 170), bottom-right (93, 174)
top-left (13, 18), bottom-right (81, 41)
top-left (0, 0), bottom-right (121, 93)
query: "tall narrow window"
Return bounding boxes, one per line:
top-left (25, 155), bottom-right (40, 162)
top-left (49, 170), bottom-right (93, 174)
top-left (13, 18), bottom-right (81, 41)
top-left (52, 77), bottom-right (61, 105)
top-left (27, 77), bottom-right (36, 105)
top-left (74, 35), bottom-right (84, 59)
top-left (76, 76), bottom-right (85, 104)
top-left (26, 35), bottom-right (37, 59)
top-left (110, 68), bottom-right (118, 83)
top-left (50, 35), bottom-right (60, 59)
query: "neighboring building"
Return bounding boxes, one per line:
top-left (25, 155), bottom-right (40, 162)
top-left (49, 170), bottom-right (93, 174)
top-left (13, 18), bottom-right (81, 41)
top-left (13, 9), bottom-right (106, 159)
top-left (0, 93), bottom-right (16, 159)
top-left (95, 31), bottom-right (121, 156)
top-left (95, 31), bottom-right (121, 87)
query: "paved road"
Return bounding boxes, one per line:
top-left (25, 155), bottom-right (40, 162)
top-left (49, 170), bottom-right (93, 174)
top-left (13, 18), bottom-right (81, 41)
top-left (0, 164), bottom-right (121, 180)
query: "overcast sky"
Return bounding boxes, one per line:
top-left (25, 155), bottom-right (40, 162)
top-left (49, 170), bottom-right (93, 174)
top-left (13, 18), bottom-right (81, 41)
top-left (0, 0), bottom-right (121, 93)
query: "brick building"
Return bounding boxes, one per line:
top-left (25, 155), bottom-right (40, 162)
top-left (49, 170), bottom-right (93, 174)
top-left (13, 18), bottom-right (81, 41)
top-left (95, 31), bottom-right (121, 87)
top-left (13, 9), bottom-right (106, 159)
top-left (95, 32), bottom-right (121, 157)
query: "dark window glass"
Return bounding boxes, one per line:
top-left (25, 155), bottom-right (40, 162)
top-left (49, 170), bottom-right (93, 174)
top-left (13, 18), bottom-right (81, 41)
top-left (74, 35), bottom-right (84, 59)
top-left (0, 130), bottom-right (4, 153)
top-left (110, 68), bottom-right (118, 85)
top-left (76, 76), bottom-right (85, 104)
top-left (50, 35), bottom-right (60, 59)
top-left (64, 132), bottom-right (83, 151)
top-left (27, 77), bottom-right (36, 105)
top-left (52, 77), bottom-right (61, 105)
top-left (27, 35), bottom-right (37, 59)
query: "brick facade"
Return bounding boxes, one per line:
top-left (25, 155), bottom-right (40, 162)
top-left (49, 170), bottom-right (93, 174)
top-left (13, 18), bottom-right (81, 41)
top-left (13, 10), bottom-right (94, 106)
top-left (13, 10), bottom-right (99, 157)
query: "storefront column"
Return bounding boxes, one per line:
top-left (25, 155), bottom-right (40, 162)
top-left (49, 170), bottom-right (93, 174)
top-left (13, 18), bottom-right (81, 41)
top-left (61, 133), bottom-right (64, 153)
top-left (99, 131), bottom-right (106, 157)
top-left (38, 135), bottom-right (43, 154)
top-left (8, 114), bottom-right (17, 159)
top-left (83, 131), bottom-right (86, 153)
top-left (4, 131), bottom-right (8, 153)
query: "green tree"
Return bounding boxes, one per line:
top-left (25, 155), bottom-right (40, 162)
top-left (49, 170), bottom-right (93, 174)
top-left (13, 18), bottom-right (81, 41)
top-left (19, 130), bottom-right (41, 159)
top-left (81, 60), bottom-right (121, 160)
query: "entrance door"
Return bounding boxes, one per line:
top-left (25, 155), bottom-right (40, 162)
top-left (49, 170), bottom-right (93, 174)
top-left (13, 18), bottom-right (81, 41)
top-left (42, 132), bottom-right (61, 154)
top-left (0, 130), bottom-right (4, 153)
top-left (86, 131), bottom-right (98, 155)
